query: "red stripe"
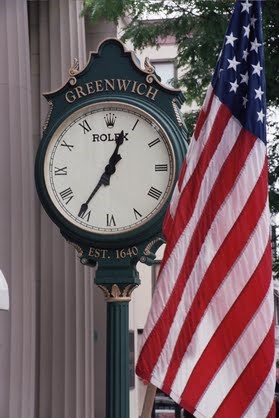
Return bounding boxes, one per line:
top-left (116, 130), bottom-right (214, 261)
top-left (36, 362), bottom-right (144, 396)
top-left (267, 402), bottom-right (276, 418)
top-left (212, 324), bottom-right (275, 417)
top-left (161, 103), bottom-right (232, 266)
top-left (177, 159), bottom-right (187, 192)
top-left (179, 243), bottom-right (272, 410)
top-left (163, 160), bottom-right (188, 240)
top-left (162, 207), bottom-right (173, 240)
top-left (136, 129), bottom-right (255, 380)
top-left (161, 157), bottom-right (268, 393)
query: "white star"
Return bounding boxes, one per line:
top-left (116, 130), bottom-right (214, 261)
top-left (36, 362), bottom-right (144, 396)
top-left (250, 16), bottom-right (257, 28)
top-left (230, 79), bottom-right (239, 93)
top-left (255, 86), bottom-right (264, 100)
top-left (243, 24), bottom-right (250, 38)
top-left (240, 71), bottom-right (249, 85)
top-left (242, 95), bottom-right (248, 108)
top-left (252, 61), bottom-right (263, 76)
top-left (226, 32), bottom-right (238, 46)
top-left (241, 0), bottom-right (252, 13)
top-left (243, 48), bottom-right (249, 61)
top-left (227, 56), bottom-right (241, 71)
top-left (250, 37), bottom-right (262, 53)
top-left (257, 109), bottom-right (265, 123)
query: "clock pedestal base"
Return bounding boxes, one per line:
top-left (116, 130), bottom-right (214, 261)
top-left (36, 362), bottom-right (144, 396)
top-left (96, 264), bottom-right (140, 418)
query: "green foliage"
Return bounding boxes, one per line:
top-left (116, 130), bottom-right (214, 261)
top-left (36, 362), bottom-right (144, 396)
top-left (83, 1), bottom-right (279, 106)
top-left (267, 109), bottom-right (279, 215)
top-left (84, 0), bottom-right (279, 217)
top-left (82, 0), bottom-right (132, 23)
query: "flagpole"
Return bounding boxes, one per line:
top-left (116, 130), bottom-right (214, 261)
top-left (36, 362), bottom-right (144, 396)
top-left (140, 383), bottom-right (157, 418)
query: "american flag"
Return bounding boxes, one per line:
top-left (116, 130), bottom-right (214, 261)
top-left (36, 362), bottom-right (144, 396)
top-left (136, 1), bottom-right (275, 417)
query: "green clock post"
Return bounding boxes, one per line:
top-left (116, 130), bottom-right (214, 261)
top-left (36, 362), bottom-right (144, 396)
top-left (35, 39), bottom-right (187, 418)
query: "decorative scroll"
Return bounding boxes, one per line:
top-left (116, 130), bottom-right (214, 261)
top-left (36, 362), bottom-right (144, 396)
top-left (68, 58), bottom-right (79, 86)
top-left (144, 57), bottom-right (156, 84)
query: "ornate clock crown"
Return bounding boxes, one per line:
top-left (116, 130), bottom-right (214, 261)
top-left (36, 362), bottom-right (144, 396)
top-left (104, 113), bottom-right (116, 129)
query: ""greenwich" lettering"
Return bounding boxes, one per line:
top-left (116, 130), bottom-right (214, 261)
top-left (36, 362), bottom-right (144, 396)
top-left (65, 78), bottom-right (159, 103)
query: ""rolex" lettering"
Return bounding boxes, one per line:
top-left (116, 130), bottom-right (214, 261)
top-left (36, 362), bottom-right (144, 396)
top-left (92, 132), bottom-right (129, 142)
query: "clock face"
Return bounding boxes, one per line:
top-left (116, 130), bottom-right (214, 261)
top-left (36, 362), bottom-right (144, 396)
top-left (43, 102), bottom-right (175, 236)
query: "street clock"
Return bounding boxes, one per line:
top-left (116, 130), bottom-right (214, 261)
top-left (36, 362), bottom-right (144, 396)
top-left (35, 38), bottom-right (188, 418)
top-left (35, 38), bottom-right (187, 262)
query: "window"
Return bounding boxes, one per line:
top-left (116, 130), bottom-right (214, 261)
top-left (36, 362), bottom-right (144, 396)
top-left (152, 60), bottom-right (176, 86)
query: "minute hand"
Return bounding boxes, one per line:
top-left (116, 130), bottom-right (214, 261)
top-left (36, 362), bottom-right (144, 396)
top-left (78, 131), bottom-right (124, 218)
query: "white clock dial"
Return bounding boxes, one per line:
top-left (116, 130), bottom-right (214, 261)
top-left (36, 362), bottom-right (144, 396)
top-left (44, 102), bottom-right (175, 234)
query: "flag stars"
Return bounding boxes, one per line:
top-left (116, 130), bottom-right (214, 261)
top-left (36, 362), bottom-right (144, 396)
top-left (243, 24), bottom-right (250, 38)
top-left (255, 86), bottom-right (264, 100)
top-left (257, 109), bottom-right (265, 123)
top-left (241, 0), bottom-right (252, 13)
top-left (252, 61), bottom-right (263, 76)
top-left (230, 79), bottom-right (239, 93)
top-left (226, 32), bottom-right (238, 46)
top-left (227, 56), bottom-right (240, 71)
top-left (250, 37), bottom-right (262, 53)
top-left (250, 16), bottom-right (257, 28)
top-left (242, 95), bottom-right (248, 108)
top-left (243, 49), bottom-right (249, 61)
top-left (240, 71), bottom-right (249, 85)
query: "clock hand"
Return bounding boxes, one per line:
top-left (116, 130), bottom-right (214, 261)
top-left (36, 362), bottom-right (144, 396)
top-left (109, 130), bottom-right (124, 163)
top-left (78, 131), bottom-right (124, 218)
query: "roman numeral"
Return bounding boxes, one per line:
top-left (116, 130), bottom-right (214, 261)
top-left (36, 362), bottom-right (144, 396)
top-left (147, 187), bottom-right (162, 200)
top-left (54, 166), bottom-right (67, 175)
top-left (61, 140), bottom-right (74, 151)
top-left (79, 119), bottom-right (92, 134)
top-left (155, 164), bottom-right (168, 172)
top-left (133, 208), bottom-right (142, 220)
top-left (148, 138), bottom-right (160, 148)
top-left (80, 209), bottom-right (91, 222)
top-left (106, 214), bottom-right (116, 227)
top-left (59, 187), bottom-right (74, 205)
top-left (132, 119), bottom-right (139, 131)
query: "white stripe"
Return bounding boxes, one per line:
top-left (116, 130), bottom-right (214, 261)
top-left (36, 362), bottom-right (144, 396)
top-left (243, 363), bottom-right (275, 418)
top-left (202, 84), bottom-right (214, 114)
top-left (141, 114), bottom-right (242, 342)
top-left (169, 201), bottom-right (270, 401)
top-left (195, 280), bottom-right (274, 417)
top-left (170, 94), bottom-right (221, 218)
top-left (157, 141), bottom-right (266, 387)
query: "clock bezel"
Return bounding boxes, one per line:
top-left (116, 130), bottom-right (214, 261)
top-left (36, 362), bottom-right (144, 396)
top-left (35, 97), bottom-right (185, 248)
top-left (44, 101), bottom-right (176, 235)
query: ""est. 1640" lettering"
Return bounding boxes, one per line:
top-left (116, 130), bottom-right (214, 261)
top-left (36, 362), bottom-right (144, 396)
top-left (88, 246), bottom-right (138, 259)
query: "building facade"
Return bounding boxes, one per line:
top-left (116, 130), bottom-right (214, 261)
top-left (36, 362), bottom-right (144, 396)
top-left (0, 2), bottom-right (167, 417)
top-left (1, 2), bottom-right (108, 417)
